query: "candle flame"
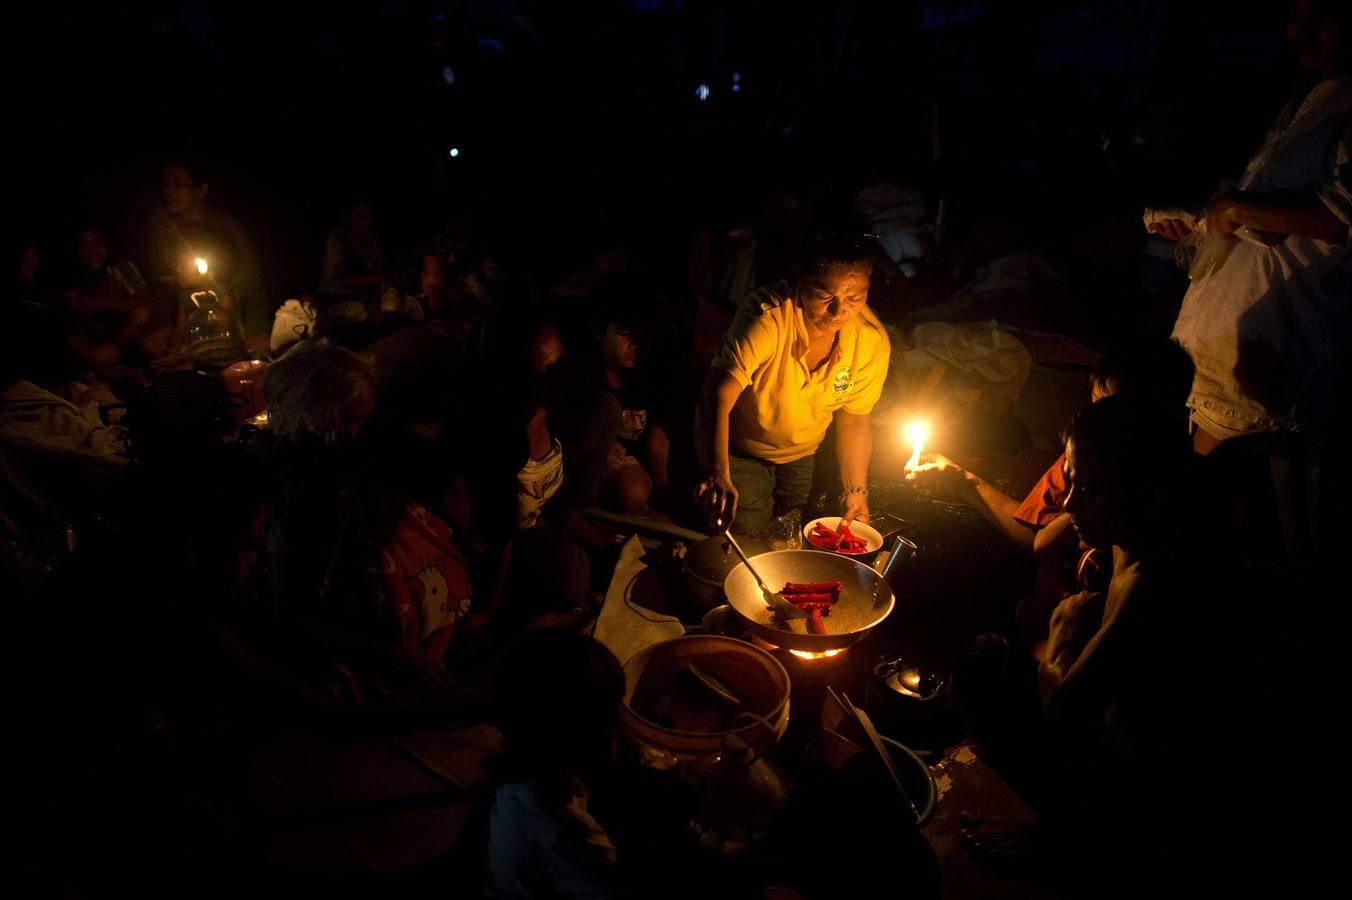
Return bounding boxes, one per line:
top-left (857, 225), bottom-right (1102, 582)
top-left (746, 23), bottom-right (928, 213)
top-left (903, 419), bottom-right (929, 469)
top-left (195, 258), bottom-right (209, 275)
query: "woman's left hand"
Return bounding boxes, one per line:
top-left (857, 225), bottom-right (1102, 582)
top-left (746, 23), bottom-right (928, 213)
top-left (1204, 192), bottom-right (1247, 237)
top-left (840, 490), bottom-right (870, 525)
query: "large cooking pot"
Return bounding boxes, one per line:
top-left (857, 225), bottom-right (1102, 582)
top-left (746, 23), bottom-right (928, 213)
top-left (680, 534), bottom-right (771, 613)
top-left (723, 549), bottom-right (897, 653)
top-left (619, 635), bottom-right (791, 769)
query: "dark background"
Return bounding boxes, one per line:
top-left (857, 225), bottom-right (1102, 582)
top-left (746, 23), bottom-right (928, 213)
top-left (10, 1), bottom-right (1302, 307)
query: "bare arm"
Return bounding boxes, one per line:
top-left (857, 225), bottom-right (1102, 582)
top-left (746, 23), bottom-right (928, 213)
top-left (1034, 512), bottom-right (1078, 559)
top-left (694, 368), bottom-right (745, 524)
top-left (966, 475), bottom-right (1035, 550)
top-left (1207, 191), bottom-right (1347, 243)
top-left (835, 411), bottom-right (873, 523)
top-left (1047, 594), bottom-right (1126, 722)
top-left (906, 455), bottom-right (1033, 550)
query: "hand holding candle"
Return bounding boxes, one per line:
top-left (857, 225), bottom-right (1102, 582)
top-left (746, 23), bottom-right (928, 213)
top-left (904, 450), bottom-right (975, 499)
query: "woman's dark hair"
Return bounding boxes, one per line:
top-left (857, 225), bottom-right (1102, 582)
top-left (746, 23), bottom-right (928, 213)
top-left (1065, 395), bottom-right (1192, 503)
top-left (163, 155), bottom-right (210, 185)
top-left (805, 232), bottom-right (881, 275)
top-left (1091, 337), bottom-right (1196, 414)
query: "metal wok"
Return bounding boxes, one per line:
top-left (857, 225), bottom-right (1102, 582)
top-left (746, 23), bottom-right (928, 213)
top-left (723, 549), bottom-right (896, 652)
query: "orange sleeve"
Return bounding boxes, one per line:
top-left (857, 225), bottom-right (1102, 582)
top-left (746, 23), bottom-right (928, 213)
top-left (1012, 453), bottom-right (1069, 529)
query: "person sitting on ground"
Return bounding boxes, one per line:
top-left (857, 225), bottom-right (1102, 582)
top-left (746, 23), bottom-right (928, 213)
top-left (419, 239), bottom-right (507, 346)
top-left (955, 396), bottom-right (1248, 890)
top-left (486, 629), bottom-right (625, 899)
top-left (262, 341), bottom-right (473, 705)
top-left (907, 337), bottom-right (1195, 552)
top-left (460, 311), bottom-right (621, 632)
top-left (146, 158), bottom-right (270, 337)
top-left (906, 337), bottom-right (1196, 635)
top-left (62, 226), bottom-right (159, 379)
top-left (587, 274), bottom-right (673, 516)
top-left (317, 196), bottom-right (414, 300)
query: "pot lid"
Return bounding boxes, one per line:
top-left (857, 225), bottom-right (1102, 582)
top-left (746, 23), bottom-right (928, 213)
top-left (682, 534), bottom-right (771, 583)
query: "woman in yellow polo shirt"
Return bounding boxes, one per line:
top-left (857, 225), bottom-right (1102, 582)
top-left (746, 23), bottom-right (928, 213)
top-left (696, 234), bottom-right (891, 534)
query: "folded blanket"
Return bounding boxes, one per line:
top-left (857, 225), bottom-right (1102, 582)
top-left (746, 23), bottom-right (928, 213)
top-left (0, 380), bottom-right (129, 520)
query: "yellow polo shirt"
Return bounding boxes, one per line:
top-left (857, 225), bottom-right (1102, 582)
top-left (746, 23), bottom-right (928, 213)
top-left (711, 281), bottom-right (891, 464)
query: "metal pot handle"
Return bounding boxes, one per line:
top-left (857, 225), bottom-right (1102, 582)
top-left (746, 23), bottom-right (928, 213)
top-left (878, 535), bottom-right (917, 582)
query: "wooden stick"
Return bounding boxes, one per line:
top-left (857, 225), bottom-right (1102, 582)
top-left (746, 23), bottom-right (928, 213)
top-left (824, 686), bottom-right (852, 721)
top-left (841, 692), bottom-right (919, 821)
top-left (579, 507), bottom-right (710, 543)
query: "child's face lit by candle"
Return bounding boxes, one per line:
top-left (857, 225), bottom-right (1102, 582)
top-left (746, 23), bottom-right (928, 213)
top-left (1063, 439), bottom-right (1114, 550)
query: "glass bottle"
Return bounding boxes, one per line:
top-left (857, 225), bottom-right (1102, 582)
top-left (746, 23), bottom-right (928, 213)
top-left (186, 290), bottom-right (245, 369)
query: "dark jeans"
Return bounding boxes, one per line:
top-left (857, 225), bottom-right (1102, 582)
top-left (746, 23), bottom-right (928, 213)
top-left (727, 450), bottom-right (815, 535)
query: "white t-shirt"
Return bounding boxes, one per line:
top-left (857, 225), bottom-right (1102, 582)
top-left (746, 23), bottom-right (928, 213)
top-left (1171, 76), bottom-right (1352, 438)
top-left (516, 438), bottom-right (565, 531)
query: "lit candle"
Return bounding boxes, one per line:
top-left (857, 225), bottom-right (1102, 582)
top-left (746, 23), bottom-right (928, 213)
top-left (903, 419), bottom-right (929, 469)
top-left (195, 257), bottom-right (209, 276)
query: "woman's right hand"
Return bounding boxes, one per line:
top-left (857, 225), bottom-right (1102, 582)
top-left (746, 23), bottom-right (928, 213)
top-left (696, 472), bottom-right (739, 529)
top-left (1147, 218), bottom-right (1193, 242)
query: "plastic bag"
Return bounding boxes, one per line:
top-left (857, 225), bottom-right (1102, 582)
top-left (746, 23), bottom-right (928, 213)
top-left (269, 298), bottom-right (317, 352)
top-left (756, 509), bottom-right (802, 551)
top-left (1175, 218), bottom-right (1277, 282)
top-left (1176, 220), bottom-right (1236, 281)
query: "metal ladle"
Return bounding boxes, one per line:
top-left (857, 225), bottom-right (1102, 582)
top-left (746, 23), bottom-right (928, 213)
top-left (717, 518), bottom-right (808, 620)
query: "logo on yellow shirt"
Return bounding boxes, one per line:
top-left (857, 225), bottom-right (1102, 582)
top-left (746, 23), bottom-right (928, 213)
top-left (832, 366), bottom-right (853, 394)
